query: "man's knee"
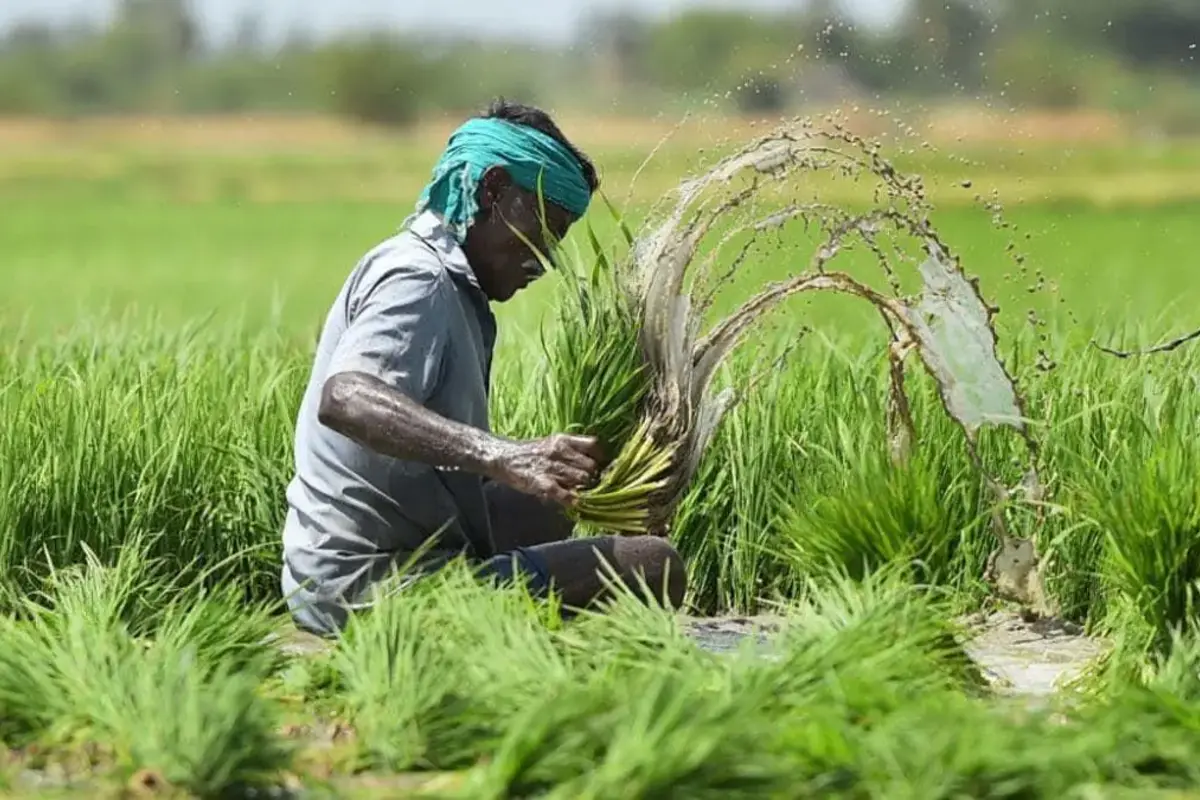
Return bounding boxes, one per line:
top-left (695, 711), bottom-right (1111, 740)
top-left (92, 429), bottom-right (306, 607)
top-left (610, 535), bottom-right (687, 609)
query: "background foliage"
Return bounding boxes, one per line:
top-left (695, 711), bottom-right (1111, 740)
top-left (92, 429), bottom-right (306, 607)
top-left (0, 0), bottom-right (1197, 129)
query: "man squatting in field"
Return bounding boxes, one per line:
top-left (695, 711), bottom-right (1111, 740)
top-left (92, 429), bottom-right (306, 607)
top-left (281, 100), bottom-right (687, 636)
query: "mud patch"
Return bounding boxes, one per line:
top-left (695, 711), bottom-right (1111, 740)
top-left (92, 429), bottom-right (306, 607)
top-left (273, 628), bottom-right (334, 659)
top-left (959, 610), bottom-right (1107, 700)
top-left (683, 615), bottom-right (786, 657)
top-left (684, 610), bottom-right (1108, 703)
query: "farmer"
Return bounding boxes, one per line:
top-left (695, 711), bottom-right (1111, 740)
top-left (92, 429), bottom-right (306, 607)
top-left (280, 99), bottom-right (687, 637)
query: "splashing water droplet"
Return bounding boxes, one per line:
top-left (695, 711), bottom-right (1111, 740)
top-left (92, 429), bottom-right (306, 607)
top-left (899, 245), bottom-right (1025, 436)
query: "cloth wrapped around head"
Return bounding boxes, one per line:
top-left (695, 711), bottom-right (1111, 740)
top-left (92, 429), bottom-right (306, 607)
top-left (414, 117), bottom-right (593, 243)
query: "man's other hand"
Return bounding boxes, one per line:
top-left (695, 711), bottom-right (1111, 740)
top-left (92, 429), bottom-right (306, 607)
top-left (491, 434), bottom-right (605, 508)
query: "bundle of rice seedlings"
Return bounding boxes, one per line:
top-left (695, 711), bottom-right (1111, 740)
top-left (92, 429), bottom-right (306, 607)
top-left (536, 116), bottom-right (1042, 562)
top-left (538, 195), bottom-right (650, 475)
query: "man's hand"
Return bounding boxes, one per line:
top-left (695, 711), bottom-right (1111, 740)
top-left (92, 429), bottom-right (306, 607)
top-left (491, 434), bottom-right (605, 508)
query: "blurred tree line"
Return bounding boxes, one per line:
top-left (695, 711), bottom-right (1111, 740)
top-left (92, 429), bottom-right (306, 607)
top-left (0, 0), bottom-right (1196, 131)
top-left (0, 0), bottom-right (575, 124)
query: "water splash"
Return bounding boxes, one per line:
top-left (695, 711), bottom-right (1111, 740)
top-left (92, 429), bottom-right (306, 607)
top-left (551, 113), bottom-right (1047, 608)
top-left (900, 244), bottom-right (1026, 439)
top-left (1092, 327), bottom-right (1200, 359)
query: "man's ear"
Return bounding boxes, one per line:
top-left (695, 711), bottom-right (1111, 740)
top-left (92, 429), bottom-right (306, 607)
top-left (477, 166), bottom-right (513, 213)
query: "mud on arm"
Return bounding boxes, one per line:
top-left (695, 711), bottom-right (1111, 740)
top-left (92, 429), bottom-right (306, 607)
top-left (318, 371), bottom-right (511, 479)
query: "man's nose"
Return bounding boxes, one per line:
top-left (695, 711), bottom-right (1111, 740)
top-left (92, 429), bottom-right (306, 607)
top-left (522, 259), bottom-right (546, 279)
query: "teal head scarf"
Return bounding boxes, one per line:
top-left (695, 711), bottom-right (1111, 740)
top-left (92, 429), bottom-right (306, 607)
top-left (413, 116), bottom-right (592, 243)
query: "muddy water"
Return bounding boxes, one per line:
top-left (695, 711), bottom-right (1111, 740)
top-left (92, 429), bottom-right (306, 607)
top-left (958, 611), bottom-right (1107, 700)
top-left (684, 610), bottom-right (1108, 702)
top-left (682, 615), bottom-right (785, 657)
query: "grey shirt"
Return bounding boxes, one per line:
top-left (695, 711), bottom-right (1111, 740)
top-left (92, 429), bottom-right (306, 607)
top-left (281, 210), bottom-right (497, 635)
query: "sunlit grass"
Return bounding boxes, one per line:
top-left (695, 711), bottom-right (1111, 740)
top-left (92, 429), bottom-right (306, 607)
top-left (2, 318), bottom-right (1200, 793)
top-left (0, 538), bottom-right (291, 795)
top-left (6, 313), bottom-right (1200, 637)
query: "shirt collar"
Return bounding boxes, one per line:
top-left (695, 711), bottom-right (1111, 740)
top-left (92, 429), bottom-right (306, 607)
top-left (404, 209), bottom-right (482, 292)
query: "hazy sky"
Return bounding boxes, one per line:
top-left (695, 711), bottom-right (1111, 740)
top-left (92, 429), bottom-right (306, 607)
top-left (0, 0), bottom-right (905, 45)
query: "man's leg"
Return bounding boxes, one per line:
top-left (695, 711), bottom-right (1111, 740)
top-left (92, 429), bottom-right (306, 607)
top-left (482, 481), bottom-right (688, 611)
top-left (477, 535), bottom-right (688, 612)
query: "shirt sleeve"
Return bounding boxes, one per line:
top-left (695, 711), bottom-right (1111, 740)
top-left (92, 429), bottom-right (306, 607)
top-left (326, 266), bottom-right (449, 404)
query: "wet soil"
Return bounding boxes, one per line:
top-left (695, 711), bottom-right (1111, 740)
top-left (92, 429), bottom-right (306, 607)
top-left (682, 609), bottom-right (1108, 700)
top-left (957, 610), bottom-right (1107, 699)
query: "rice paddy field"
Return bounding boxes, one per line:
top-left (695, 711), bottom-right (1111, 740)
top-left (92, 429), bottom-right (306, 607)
top-left (6, 111), bottom-right (1200, 797)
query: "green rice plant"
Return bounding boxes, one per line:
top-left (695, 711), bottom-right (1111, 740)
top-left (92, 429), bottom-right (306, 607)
top-left (13, 534), bottom-right (285, 677)
top-left (329, 560), bottom-right (571, 774)
top-left (853, 694), bottom-right (1121, 798)
top-left (1009, 329), bottom-right (1174, 625)
top-left (768, 567), bottom-right (987, 693)
top-left (1073, 426), bottom-right (1200, 657)
top-left (459, 568), bottom-right (984, 799)
top-left (461, 646), bottom-right (773, 798)
top-left (0, 541), bottom-right (167, 748)
top-left (781, 449), bottom-right (988, 592)
top-left (1063, 632), bottom-right (1200, 790)
top-left (667, 327), bottom-right (1024, 612)
top-left (667, 345), bottom-right (828, 612)
top-left (320, 551), bottom-right (1003, 798)
top-left (0, 538), bottom-right (291, 795)
top-left (0, 618), bottom-right (63, 747)
top-left (515, 662), bottom-right (791, 800)
top-left (786, 588), bottom-right (1200, 797)
top-left (1142, 625), bottom-right (1200, 701)
top-left (762, 351), bottom-right (998, 600)
top-left (851, 648), bottom-right (1200, 798)
top-left (0, 322), bottom-right (303, 605)
top-left (329, 572), bottom-right (488, 773)
top-left (537, 205), bottom-right (650, 463)
top-left (74, 634), bottom-right (291, 796)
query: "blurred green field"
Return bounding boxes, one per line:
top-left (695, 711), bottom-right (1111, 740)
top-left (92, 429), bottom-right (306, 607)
top-left (6, 120), bottom-right (1200, 345)
top-left (6, 182), bottom-right (1200, 349)
top-left (6, 120), bottom-right (1200, 796)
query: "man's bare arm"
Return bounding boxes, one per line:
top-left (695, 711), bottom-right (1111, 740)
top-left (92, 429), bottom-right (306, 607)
top-left (319, 370), bottom-right (507, 477)
top-left (318, 371), bottom-right (605, 507)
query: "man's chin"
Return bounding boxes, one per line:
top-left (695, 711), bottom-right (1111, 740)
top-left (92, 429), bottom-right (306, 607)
top-left (487, 285), bottom-right (520, 303)
top-left (498, 279), bottom-right (533, 303)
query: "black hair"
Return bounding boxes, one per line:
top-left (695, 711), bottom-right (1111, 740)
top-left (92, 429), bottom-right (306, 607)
top-left (479, 97), bottom-right (600, 195)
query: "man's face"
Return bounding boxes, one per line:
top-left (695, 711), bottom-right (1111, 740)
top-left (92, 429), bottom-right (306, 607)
top-left (463, 166), bottom-right (579, 303)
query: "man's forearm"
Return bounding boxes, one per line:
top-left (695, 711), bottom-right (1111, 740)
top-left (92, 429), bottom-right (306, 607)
top-left (318, 371), bottom-right (509, 479)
